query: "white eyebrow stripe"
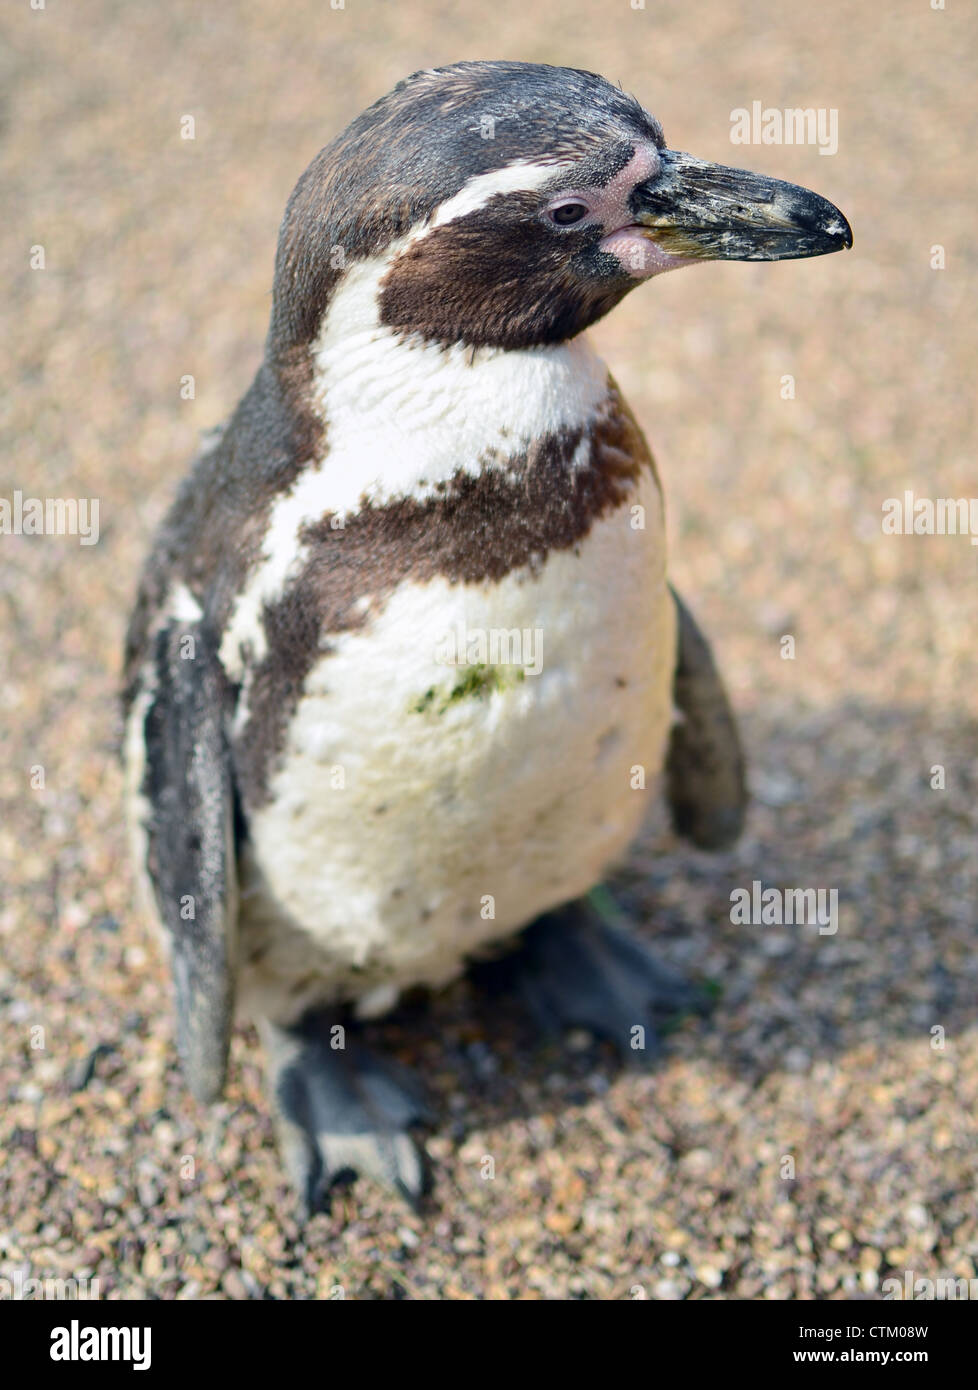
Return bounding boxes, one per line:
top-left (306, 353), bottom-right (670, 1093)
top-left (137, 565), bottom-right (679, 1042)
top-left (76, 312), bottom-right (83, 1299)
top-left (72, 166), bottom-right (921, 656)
top-left (427, 159), bottom-right (575, 231)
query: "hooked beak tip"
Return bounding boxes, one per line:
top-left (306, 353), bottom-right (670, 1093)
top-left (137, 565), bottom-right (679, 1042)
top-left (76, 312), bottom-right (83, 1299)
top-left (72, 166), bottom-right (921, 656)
top-left (632, 151), bottom-right (853, 263)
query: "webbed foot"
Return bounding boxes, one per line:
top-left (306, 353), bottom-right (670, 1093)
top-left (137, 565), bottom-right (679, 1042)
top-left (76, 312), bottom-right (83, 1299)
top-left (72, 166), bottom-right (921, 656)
top-left (476, 893), bottom-right (705, 1064)
top-left (261, 1012), bottom-right (430, 1215)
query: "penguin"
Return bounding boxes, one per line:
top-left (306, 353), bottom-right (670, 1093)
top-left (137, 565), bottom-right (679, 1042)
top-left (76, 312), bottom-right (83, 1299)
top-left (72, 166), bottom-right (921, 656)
top-left (122, 61), bottom-right (851, 1212)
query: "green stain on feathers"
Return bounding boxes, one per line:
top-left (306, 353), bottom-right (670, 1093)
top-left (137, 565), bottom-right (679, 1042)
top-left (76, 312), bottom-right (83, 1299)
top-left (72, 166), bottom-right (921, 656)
top-left (410, 664), bottom-right (526, 715)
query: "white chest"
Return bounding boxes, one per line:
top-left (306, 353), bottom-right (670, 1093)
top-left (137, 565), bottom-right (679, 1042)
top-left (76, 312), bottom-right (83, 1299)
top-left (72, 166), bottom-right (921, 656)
top-left (238, 466), bottom-right (674, 1023)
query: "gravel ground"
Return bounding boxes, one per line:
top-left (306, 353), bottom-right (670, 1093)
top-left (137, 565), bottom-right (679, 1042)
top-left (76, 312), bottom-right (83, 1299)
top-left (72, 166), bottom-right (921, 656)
top-left (1, 0), bottom-right (975, 1300)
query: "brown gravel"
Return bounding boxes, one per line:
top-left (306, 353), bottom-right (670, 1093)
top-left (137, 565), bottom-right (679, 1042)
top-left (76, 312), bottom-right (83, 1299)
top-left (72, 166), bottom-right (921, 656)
top-left (1, 0), bottom-right (976, 1300)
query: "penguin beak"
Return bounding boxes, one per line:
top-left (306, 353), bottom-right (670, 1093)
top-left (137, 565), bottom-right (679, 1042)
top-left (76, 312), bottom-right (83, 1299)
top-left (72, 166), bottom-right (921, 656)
top-left (631, 149), bottom-right (852, 261)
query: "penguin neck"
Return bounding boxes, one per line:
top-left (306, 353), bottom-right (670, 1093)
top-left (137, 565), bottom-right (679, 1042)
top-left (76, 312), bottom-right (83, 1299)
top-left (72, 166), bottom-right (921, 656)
top-left (289, 247), bottom-right (613, 518)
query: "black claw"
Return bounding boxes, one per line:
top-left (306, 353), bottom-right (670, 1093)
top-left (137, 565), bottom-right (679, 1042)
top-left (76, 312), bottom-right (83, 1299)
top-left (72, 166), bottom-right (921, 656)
top-left (483, 897), bottom-right (705, 1059)
top-left (260, 1014), bottom-right (430, 1215)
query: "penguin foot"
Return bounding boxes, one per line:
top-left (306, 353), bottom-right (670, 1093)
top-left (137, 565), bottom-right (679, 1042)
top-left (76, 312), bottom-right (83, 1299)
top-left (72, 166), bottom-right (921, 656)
top-left (478, 894), bottom-right (704, 1064)
top-left (260, 1013), bottom-right (430, 1215)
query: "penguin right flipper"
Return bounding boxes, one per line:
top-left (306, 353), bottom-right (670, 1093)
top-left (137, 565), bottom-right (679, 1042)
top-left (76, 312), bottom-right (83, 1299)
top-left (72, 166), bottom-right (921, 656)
top-left (261, 1013), bottom-right (430, 1215)
top-left (666, 587), bottom-right (748, 850)
top-left (140, 618), bottom-right (238, 1105)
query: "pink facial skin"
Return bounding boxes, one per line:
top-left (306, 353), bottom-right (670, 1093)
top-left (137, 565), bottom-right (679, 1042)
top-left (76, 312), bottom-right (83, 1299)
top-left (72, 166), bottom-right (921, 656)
top-left (543, 144), bottom-right (694, 280)
top-left (599, 227), bottom-right (691, 278)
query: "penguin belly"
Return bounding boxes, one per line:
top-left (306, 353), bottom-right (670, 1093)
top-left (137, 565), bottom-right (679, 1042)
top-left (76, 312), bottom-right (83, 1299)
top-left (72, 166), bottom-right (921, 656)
top-left (237, 468), bottom-right (673, 1024)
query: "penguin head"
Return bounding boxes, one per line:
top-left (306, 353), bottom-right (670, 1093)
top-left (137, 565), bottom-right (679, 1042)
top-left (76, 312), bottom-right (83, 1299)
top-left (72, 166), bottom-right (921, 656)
top-left (270, 61), bottom-right (852, 355)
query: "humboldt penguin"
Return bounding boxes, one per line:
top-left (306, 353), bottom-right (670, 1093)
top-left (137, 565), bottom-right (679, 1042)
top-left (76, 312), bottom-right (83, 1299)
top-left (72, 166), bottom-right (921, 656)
top-left (122, 61), bottom-right (851, 1211)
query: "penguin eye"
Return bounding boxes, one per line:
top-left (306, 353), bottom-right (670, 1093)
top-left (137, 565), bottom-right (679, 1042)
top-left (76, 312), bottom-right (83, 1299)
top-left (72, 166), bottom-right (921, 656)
top-left (547, 201), bottom-right (589, 227)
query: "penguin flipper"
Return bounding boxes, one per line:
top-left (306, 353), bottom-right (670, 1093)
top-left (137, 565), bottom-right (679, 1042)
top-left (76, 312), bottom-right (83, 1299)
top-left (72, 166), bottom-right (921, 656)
top-left (141, 619), bottom-right (238, 1104)
top-left (666, 586), bottom-right (748, 850)
top-left (261, 1014), bottom-right (430, 1215)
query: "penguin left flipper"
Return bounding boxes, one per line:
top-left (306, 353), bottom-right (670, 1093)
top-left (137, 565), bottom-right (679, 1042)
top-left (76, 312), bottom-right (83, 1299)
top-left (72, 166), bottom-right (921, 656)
top-left (260, 1014), bottom-right (430, 1215)
top-left (667, 586), bottom-right (748, 851)
top-left (141, 619), bottom-right (238, 1105)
